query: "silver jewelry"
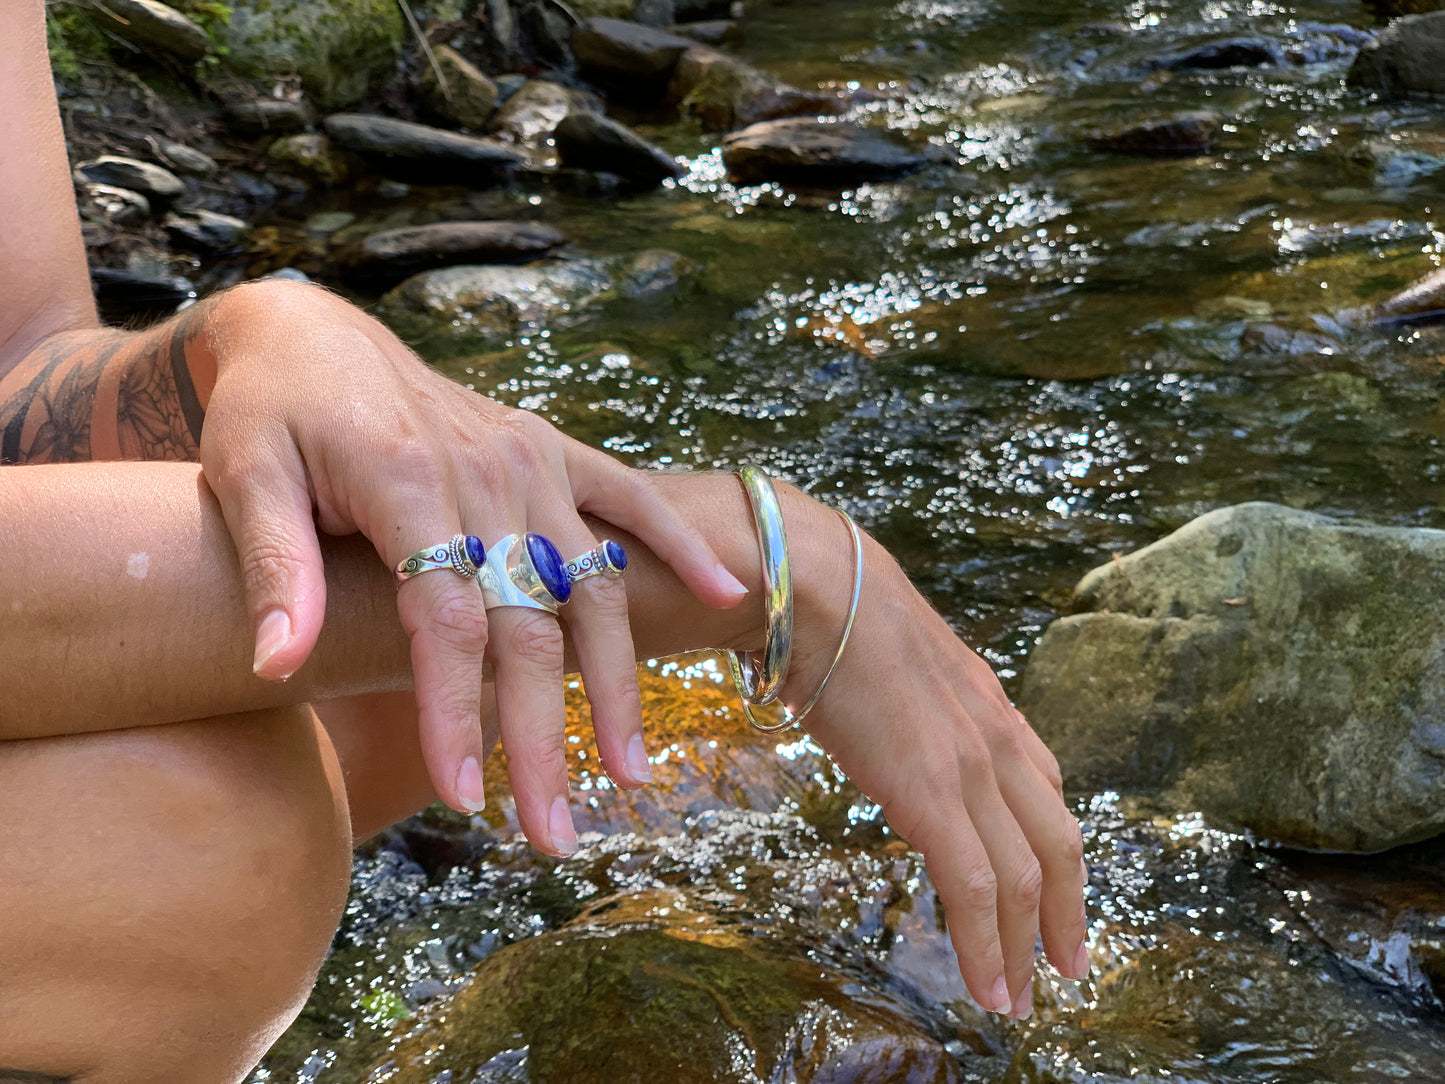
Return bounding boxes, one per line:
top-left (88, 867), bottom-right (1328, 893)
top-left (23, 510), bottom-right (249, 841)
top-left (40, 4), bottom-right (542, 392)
top-left (565, 539), bottom-right (628, 584)
top-left (477, 532), bottom-right (572, 613)
top-left (396, 533), bottom-right (486, 583)
top-left (726, 466), bottom-right (792, 707)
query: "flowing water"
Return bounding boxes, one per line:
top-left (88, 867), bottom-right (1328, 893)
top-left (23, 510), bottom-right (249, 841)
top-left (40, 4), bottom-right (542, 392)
top-left (252, 0), bottom-right (1445, 1077)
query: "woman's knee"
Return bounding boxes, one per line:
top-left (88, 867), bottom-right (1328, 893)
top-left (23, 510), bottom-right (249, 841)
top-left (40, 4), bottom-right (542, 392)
top-left (0, 706), bottom-right (353, 1084)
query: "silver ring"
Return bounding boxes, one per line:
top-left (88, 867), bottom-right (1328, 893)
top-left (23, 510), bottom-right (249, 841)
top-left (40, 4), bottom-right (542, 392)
top-left (477, 533), bottom-right (572, 613)
top-left (565, 539), bottom-right (628, 583)
top-left (396, 533), bottom-right (486, 582)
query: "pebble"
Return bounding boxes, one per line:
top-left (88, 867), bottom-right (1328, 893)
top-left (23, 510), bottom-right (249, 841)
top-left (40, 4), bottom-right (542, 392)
top-left (73, 156), bottom-right (186, 204)
top-left (154, 138), bottom-right (218, 176)
top-left (161, 208), bottom-right (250, 253)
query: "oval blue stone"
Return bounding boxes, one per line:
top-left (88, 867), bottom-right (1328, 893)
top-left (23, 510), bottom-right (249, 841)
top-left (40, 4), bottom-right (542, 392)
top-left (526, 533), bottom-right (571, 604)
top-left (603, 539), bottom-right (628, 572)
top-left (464, 534), bottom-right (486, 568)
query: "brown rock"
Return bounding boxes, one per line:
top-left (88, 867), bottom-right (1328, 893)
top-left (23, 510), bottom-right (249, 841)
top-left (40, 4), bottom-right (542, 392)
top-left (1085, 110), bottom-right (1222, 156)
top-left (1349, 10), bottom-right (1445, 97)
top-left (94, 0), bottom-right (209, 62)
top-left (554, 112), bottom-right (684, 189)
top-left (419, 44), bottom-right (500, 130)
top-left (339, 220), bottom-right (569, 285)
top-left (721, 117), bottom-right (928, 187)
top-left (669, 46), bottom-right (846, 131)
top-left (571, 16), bottom-right (693, 95)
top-left (1366, 266), bottom-right (1445, 326)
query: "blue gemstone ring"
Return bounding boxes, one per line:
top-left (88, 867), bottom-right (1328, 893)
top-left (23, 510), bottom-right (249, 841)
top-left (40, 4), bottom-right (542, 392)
top-left (396, 533), bottom-right (487, 583)
top-left (565, 540), bottom-right (628, 584)
top-left (477, 532), bottom-right (572, 614)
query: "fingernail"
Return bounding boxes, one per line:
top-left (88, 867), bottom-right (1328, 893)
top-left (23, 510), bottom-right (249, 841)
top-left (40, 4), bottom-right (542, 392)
top-left (1010, 980), bottom-right (1033, 1019)
top-left (1071, 941), bottom-right (1091, 980)
top-left (625, 733), bottom-right (654, 784)
top-left (715, 562), bottom-right (749, 597)
top-left (253, 608), bottom-right (293, 678)
top-left (455, 756), bottom-right (486, 813)
top-left (549, 795), bottom-right (578, 856)
top-left (988, 975), bottom-right (1012, 1015)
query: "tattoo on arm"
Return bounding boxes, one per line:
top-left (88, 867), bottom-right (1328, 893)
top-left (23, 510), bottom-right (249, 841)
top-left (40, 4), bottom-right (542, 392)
top-left (0, 301), bottom-right (213, 465)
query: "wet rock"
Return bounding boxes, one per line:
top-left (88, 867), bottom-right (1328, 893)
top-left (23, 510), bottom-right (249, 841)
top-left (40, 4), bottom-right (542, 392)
top-left (669, 46), bottom-right (845, 131)
top-left (266, 132), bottom-right (358, 186)
top-left (1364, 266), bottom-right (1445, 326)
top-left (487, 80), bottom-right (597, 146)
top-left (370, 890), bottom-right (960, 1084)
top-left (304, 211), bottom-right (356, 234)
top-left (323, 114), bottom-right (525, 184)
top-left (1020, 501), bottom-right (1445, 851)
top-left (419, 44), bottom-right (500, 130)
top-left (218, 0), bottom-right (405, 110)
top-left (1154, 36), bottom-right (1284, 70)
top-left (223, 96), bottom-right (315, 135)
top-left (518, 0), bottom-right (577, 66)
top-left (571, 17), bottom-right (694, 96)
top-left (94, 0), bottom-right (209, 62)
top-left (161, 209), bottom-right (250, 253)
top-left (1085, 110), bottom-right (1221, 156)
top-left (375, 260), bottom-right (613, 354)
top-left (339, 221), bottom-right (569, 285)
top-left (77, 184), bottom-right (151, 228)
top-left (73, 156), bottom-right (185, 205)
top-left (90, 267), bottom-right (196, 320)
top-left (554, 112), bottom-right (684, 189)
top-left (153, 138), bottom-right (217, 176)
top-left (1350, 135), bottom-right (1445, 187)
top-left (617, 247), bottom-right (699, 298)
top-left (476, 0), bottom-right (520, 69)
top-left (1348, 11), bottom-right (1445, 97)
top-left (671, 18), bottom-right (741, 45)
top-left (721, 118), bottom-right (928, 187)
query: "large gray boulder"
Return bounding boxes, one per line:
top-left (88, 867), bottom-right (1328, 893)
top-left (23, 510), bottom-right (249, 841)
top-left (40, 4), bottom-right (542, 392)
top-left (1019, 503), bottom-right (1445, 851)
top-left (1348, 11), bottom-right (1445, 97)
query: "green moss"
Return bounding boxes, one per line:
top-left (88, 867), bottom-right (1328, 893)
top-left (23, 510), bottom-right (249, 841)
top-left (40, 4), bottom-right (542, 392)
top-left (45, 5), bottom-right (116, 79)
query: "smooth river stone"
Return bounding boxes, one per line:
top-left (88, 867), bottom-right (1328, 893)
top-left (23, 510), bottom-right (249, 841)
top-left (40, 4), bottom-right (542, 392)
top-left (721, 117), bottom-right (928, 187)
top-left (339, 221), bottom-right (569, 286)
top-left (323, 114), bottom-right (525, 184)
top-left (553, 112), bottom-right (684, 189)
top-left (73, 156), bottom-right (186, 204)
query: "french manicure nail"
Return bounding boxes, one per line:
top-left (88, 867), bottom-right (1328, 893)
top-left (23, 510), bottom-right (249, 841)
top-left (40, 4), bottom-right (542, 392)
top-left (988, 975), bottom-right (1012, 1015)
top-left (455, 756), bottom-right (486, 813)
top-left (625, 733), bottom-right (654, 784)
top-left (715, 562), bottom-right (749, 597)
top-left (1071, 941), bottom-right (1091, 980)
top-left (1010, 981), bottom-right (1033, 1019)
top-left (253, 608), bottom-right (292, 678)
top-left (549, 795), bottom-right (578, 856)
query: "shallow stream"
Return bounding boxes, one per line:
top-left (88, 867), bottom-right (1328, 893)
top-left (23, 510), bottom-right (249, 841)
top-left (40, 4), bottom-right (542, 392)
top-left (253, 0), bottom-right (1445, 1077)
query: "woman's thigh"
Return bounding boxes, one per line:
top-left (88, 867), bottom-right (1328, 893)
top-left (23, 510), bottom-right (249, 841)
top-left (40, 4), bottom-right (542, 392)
top-left (0, 706), bottom-right (352, 1084)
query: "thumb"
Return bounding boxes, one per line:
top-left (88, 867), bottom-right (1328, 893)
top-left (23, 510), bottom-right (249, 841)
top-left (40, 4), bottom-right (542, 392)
top-left (205, 438), bottom-right (327, 682)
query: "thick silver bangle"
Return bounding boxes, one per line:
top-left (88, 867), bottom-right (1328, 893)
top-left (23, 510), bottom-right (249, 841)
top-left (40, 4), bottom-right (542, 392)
top-left (726, 465), bottom-right (792, 707)
top-left (726, 466), bottom-right (865, 734)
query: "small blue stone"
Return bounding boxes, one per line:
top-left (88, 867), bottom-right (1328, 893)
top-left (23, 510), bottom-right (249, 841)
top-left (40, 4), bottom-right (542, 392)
top-left (527, 533), bottom-right (572, 604)
top-left (604, 540), bottom-right (628, 572)
top-left (464, 535), bottom-right (486, 568)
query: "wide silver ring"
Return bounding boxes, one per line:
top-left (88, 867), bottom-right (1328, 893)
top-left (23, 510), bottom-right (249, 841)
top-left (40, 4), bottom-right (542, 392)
top-left (565, 540), bottom-right (628, 584)
top-left (477, 533), bottom-right (572, 614)
top-left (396, 533), bottom-right (485, 582)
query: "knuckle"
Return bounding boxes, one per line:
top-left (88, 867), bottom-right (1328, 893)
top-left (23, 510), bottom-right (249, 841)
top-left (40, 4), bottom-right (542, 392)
top-left (581, 573), bottom-right (630, 613)
top-left (1007, 859), bottom-right (1044, 911)
top-left (508, 615), bottom-right (565, 670)
top-left (958, 861), bottom-right (1000, 912)
top-left (428, 591), bottom-right (490, 648)
top-left (241, 539), bottom-right (309, 596)
top-left (1054, 816), bottom-right (1085, 869)
top-left (517, 727), bottom-right (568, 772)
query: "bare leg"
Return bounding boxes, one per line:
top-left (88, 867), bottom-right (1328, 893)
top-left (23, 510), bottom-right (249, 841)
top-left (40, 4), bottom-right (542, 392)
top-left (0, 707), bottom-right (352, 1084)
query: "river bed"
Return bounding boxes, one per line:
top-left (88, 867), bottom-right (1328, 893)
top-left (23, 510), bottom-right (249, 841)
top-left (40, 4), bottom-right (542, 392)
top-left (251, 0), bottom-right (1445, 1078)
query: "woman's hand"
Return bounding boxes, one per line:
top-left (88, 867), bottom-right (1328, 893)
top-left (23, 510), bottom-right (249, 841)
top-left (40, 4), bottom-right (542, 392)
top-left (194, 279), bottom-right (746, 853)
top-left (775, 485), bottom-right (1089, 1017)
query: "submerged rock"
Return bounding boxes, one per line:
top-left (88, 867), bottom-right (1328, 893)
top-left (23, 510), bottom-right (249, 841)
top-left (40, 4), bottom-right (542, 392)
top-left (721, 118), bottom-right (928, 186)
top-left (1020, 502), bottom-right (1445, 851)
top-left (266, 132), bottom-right (358, 185)
top-left (418, 44), bottom-right (500, 130)
top-left (73, 156), bottom-right (185, 204)
top-left (1085, 110), bottom-right (1221, 156)
top-left (571, 16), bottom-right (693, 95)
top-left (370, 889), bottom-right (960, 1083)
top-left (1348, 10), bottom-right (1445, 97)
top-left (1364, 266), bottom-right (1445, 326)
top-left (339, 221), bottom-right (569, 285)
top-left (94, 0), bottom-right (209, 62)
top-left (1155, 36), bottom-right (1284, 70)
top-left (669, 46), bottom-right (845, 132)
top-left (161, 208), bottom-right (250, 253)
top-left (553, 112), bottom-right (684, 188)
top-left (323, 114), bottom-right (525, 183)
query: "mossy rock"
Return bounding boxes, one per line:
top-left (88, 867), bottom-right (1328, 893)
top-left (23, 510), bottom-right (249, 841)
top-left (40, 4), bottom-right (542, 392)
top-left (217, 0), bottom-right (404, 109)
top-left (371, 889), bottom-right (959, 1083)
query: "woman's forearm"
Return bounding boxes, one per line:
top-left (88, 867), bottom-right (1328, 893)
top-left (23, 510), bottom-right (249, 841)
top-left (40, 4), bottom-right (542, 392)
top-left (0, 461), bottom-right (842, 740)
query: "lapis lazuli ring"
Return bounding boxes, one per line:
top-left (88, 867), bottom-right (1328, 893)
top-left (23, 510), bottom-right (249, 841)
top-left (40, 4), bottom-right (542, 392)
top-left (477, 532), bottom-right (573, 614)
top-left (396, 533), bottom-right (486, 583)
top-left (565, 540), bottom-right (628, 584)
